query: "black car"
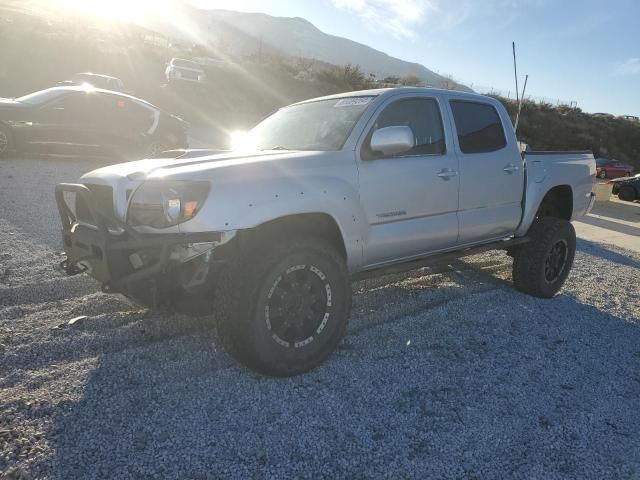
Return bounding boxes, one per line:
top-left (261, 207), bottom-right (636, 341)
top-left (0, 86), bottom-right (188, 159)
top-left (611, 174), bottom-right (640, 201)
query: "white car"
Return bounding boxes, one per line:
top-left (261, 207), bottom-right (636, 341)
top-left (56, 88), bottom-right (596, 376)
top-left (165, 58), bottom-right (206, 84)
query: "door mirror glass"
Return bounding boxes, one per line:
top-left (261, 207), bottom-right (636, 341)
top-left (370, 126), bottom-right (414, 157)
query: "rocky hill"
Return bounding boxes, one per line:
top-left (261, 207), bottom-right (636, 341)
top-left (142, 5), bottom-right (470, 91)
top-left (497, 97), bottom-right (640, 170)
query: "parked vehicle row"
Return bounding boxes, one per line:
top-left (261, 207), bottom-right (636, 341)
top-left (0, 86), bottom-right (188, 159)
top-left (0, 53), bottom-right (235, 160)
top-left (596, 157), bottom-right (634, 179)
top-left (57, 58), bottom-right (222, 91)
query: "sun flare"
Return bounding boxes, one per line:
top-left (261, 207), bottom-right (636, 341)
top-left (52, 0), bottom-right (178, 22)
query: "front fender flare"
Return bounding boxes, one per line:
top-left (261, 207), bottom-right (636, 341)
top-left (179, 176), bottom-right (367, 270)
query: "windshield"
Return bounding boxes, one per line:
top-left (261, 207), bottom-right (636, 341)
top-left (173, 59), bottom-right (201, 69)
top-left (243, 96), bottom-right (375, 151)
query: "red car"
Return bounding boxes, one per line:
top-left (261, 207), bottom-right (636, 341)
top-left (596, 158), bottom-right (634, 179)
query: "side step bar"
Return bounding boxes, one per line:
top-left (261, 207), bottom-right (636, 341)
top-left (352, 236), bottom-right (529, 281)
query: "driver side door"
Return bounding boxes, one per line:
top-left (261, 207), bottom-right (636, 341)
top-left (357, 95), bottom-right (460, 267)
top-left (30, 93), bottom-right (97, 154)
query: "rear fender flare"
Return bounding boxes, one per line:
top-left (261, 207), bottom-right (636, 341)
top-left (516, 182), bottom-right (574, 236)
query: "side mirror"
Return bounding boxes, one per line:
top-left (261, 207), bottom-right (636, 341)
top-left (370, 126), bottom-right (414, 157)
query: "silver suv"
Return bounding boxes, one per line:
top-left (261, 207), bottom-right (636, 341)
top-left (165, 58), bottom-right (206, 84)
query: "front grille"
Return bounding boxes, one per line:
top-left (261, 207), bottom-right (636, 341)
top-left (75, 184), bottom-right (118, 229)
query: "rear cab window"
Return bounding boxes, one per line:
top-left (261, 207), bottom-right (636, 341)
top-left (449, 100), bottom-right (506, 154)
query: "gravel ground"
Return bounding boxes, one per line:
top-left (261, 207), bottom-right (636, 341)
top-left (1, 158), bottom-right (640, 480)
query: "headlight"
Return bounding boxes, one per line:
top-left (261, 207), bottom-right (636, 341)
top-left (127, 181), bottom-right (209, 228)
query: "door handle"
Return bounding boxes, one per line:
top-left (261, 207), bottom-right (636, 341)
top-left (503, 164), bottom-right (519, 173)
top-left (437, 169), bottom-right (458, 180)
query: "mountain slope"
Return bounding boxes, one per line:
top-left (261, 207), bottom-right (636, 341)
top-left (212, 10), bottom-right (456, 86)
top-left (148, 5), bottom-right (469, 91)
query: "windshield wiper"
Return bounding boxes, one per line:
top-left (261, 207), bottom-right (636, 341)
top-left (261, 146), bottom-right (289, 151)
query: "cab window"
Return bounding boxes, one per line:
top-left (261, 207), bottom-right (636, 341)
top-left (45, 94), bottom-right (93, 123)
top-left (363, 97), bottom-right (445, 159)
top-left (450, 100), bottom-right (506, 154)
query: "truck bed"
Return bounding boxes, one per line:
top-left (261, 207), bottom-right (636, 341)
top-left (516, 150), bottom-right (596, 236)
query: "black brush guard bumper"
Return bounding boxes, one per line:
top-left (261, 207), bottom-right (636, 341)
top-left (55, 183), bottom-right (221, 293)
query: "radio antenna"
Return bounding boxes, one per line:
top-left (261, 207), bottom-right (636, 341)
top-left (514, 74), bottom-right (528, 135)
top-left (512, 41), bottom-right (519, 108)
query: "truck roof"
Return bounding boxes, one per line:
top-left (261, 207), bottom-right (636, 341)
top-left (293, 87), bottom-right (485, 106)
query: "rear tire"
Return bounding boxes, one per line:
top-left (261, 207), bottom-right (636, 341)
top-left (215, 235), bottom-right (351, 376)
top-left (618, 186), bottom-right (636, 202)
top-left (512, 217), bottom-right (576, 298)
top-left (598, 170), bottom-right (607, 179)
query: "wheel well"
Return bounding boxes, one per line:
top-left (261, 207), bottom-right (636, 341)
top-left (536, 185), bottom-right (573, 220)
top-left (238, 213), bottom-right (347, 259)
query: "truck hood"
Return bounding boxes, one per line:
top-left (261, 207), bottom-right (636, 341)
top-left (80, 150), bottom-right (322, 184)
top-left (80, 149), bottom-right (338, 222)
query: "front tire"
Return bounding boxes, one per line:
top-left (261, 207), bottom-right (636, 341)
top-left (216, 236), bottom-right (351, 376)
top-left (618, 186), bottom-right (636, 202)
top-left (598, 170), bottom-right (607, 179)
top-left (512, 217), bottom-right (576, 298)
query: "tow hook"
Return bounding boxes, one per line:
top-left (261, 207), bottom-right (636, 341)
top-left (59, 258), bottom-right (88, 276)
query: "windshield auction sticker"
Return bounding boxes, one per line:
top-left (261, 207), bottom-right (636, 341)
top-left (334, 97), bottom-right (373, 108)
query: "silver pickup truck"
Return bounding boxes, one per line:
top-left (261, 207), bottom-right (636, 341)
top-left (56, 87), bottom-right (596, 376)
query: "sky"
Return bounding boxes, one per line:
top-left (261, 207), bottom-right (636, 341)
top-left (189, 0), bottom-right (640, 116)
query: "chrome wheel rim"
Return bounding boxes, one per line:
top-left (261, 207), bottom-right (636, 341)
top-left (265, 264), bottom-right (332, 349)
